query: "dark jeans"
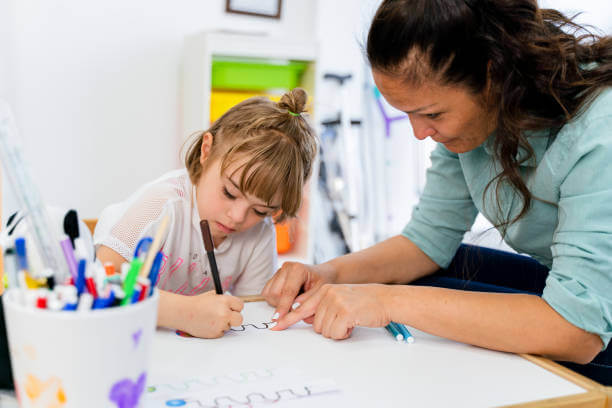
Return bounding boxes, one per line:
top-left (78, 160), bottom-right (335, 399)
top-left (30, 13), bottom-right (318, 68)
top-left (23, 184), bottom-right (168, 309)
top-left (412, 244), bottom-right (612, 386)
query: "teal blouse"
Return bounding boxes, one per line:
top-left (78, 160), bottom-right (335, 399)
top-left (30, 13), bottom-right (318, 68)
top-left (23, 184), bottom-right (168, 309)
top-left (403, 88), bottom-right (612, 348)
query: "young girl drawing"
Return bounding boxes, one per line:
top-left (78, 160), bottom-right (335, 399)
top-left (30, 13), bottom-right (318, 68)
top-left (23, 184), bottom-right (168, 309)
top-left (94, 88), bottom-right (317, 338)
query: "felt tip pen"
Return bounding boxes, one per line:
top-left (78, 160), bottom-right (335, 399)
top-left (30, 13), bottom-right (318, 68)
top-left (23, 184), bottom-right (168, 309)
top-left (14, 237), bottom-right (28, 273)
top-left (393, 322), bottom-right (415, 344)
top-left (121, 258), bottom-right (143, 306)
top-left (60, 237), bottom-right (78, 281)
top-left (76, 259), bottom-right (87, 296)
top-left (77, 293), bottom-right (94, 311)
top-left (200, 220), bottom-right (223, 294)
top-left (385, 323), bottom-right (404, 342)
top-left (147, 251), bottom-right (163, 296)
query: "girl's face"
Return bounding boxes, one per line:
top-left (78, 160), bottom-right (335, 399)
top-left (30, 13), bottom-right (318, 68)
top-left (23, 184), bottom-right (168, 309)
top-left (372, 69), bottom-right (497, 153)
top-left (196, 133), bottom-right (281, 245)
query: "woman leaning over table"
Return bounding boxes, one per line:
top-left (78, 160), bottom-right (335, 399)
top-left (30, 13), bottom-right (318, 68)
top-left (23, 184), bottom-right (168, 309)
top-left (263, 0), bottom-right (612, 384)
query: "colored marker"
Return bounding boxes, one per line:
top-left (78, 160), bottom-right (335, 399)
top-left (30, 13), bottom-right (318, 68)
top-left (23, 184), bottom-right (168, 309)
top-left (147, 251), bottom-right (163, 296)
top-left (200, 220), bottom-right (222, 294)
top-left (385, 323), bottom-right (404, 342)
top-left (393, 322), bottom-right (415, 344)
top-left (60, 236), bottom-right (78, 281)
top-left (121, 258), bottom-right (143, 305)
top-left (76, 259), bottom-right (87, 296)
top-left (14, 237), bottom-right (28, 273)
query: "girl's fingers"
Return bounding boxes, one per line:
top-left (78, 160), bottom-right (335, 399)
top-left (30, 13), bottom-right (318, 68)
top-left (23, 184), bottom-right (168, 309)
top-left (229, 311), bottom-right (243, 327)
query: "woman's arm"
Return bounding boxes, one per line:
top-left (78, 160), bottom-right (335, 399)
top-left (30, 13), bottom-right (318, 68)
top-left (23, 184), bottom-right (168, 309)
top-left (387, 285), bottom-right (603, 364)
top-left (274, 282), bottom-right (602, 364)
top-left (324, 235), bottom-right (439, 284)
top-left (263, 235), bottom-right (439, 317)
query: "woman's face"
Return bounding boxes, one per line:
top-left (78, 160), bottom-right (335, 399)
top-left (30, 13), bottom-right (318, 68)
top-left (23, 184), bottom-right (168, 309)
top-left (372, 69), bottom-right (497, 153)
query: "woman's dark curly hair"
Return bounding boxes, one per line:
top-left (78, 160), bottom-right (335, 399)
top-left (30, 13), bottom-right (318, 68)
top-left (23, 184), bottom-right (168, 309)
top-left (367, 0), bottom-right (612, 230)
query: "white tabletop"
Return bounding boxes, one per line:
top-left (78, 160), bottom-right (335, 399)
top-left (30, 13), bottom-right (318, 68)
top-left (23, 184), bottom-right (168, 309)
top-left (145, 301), bottom-right (586, 407)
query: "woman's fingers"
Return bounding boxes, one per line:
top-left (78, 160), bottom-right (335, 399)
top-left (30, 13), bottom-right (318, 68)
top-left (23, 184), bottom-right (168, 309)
top-left (271, 285), bottom-right (327, 331)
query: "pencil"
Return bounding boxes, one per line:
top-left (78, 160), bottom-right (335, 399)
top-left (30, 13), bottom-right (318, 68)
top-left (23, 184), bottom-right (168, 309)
top-left (200, 220), bottom-right (223, 294)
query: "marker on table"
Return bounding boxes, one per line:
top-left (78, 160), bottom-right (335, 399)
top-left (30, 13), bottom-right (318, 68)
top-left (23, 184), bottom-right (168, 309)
top-left (385, 323), bottom-right (404, 342)
top-left (393, 322), bottom-right (415, 344)
top-left (200, 220), bottom-right (223, 295)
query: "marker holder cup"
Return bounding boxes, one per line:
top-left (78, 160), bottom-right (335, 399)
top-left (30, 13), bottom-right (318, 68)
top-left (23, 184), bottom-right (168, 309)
top-left (2, 289), bottom-right (159, 408)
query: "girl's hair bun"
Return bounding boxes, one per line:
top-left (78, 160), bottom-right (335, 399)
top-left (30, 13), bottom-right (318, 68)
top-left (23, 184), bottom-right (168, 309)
top-left (278, 88), bottom-right (308, 115)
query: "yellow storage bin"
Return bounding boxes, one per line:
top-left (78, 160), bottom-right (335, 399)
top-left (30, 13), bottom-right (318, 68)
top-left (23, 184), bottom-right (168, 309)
top-left (210, 90), bottom-right (281, 123)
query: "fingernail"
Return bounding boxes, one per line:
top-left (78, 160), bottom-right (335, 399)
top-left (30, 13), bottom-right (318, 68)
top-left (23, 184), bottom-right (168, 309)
top-left (291, 302), bottom-right (300, 310)
top-left (268, 321), bottom-right (278, 328)
top-left (271, 312), bottom-right (280, 321)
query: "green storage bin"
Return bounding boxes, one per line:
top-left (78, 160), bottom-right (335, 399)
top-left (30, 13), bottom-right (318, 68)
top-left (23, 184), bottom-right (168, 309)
top-left (212, 58), bottom-right (308, 91)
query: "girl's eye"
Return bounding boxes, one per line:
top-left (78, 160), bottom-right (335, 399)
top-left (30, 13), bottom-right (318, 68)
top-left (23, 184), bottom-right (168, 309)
top-left (425, 112), bottom-right (441, 119)
top-left (253, 209), bottom-right (268, 217)
top-left (223, 187), bottom-right (236, 200)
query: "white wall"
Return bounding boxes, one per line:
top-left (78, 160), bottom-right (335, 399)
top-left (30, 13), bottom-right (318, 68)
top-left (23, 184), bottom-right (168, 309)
top-left (1, 0), bottom-right (315, 219)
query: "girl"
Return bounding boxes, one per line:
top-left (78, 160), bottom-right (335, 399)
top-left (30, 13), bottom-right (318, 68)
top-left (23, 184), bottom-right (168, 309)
top-left (95, 88), bottom-right (317, 338)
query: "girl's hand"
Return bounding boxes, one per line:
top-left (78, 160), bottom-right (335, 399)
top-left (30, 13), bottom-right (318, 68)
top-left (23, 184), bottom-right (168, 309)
top-left (262, 261), bottom-right (333, 322)
top-left (181, 291), bottom-right (244, 338)
top-left (272, 283), bottom-right (393, 340)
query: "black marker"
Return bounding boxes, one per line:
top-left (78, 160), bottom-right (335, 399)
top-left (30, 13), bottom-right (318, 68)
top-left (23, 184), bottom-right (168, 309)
top-left (200, 220), bottom-right (223, 294)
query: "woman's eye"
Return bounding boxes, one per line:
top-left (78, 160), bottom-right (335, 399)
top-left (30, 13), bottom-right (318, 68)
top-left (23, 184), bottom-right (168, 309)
top-left (425, 112), bottom-right (441, 119)
top-left (223, 187), bottom-right (236, 200)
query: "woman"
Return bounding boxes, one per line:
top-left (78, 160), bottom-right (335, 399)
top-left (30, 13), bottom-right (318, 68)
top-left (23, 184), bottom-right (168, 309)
top-left (263, 0), bottom-right (612, 384)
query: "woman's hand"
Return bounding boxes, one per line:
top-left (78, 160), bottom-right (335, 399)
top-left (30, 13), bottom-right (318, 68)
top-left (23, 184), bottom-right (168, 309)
top-left (262, 261), bottom-right (335, 321)
top-left (179, 291), bottom-right (244, 338)
top-left (271, 283), bottom-right (393, 340)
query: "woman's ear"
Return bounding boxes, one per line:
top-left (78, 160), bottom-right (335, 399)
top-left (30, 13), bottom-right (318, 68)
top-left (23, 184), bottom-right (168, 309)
top-left (199, 132), bottom-right (214, 165)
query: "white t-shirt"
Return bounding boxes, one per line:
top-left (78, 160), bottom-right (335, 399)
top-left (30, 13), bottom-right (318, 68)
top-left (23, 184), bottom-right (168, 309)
top-left (93, 169), bottom-right (277, 296)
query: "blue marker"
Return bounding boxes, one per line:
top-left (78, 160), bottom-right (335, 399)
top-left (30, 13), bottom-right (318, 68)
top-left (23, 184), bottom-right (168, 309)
top-left (14, 237), bottom-right (28, 272)
top-left (133, 237), bottom-right (153, 259)
top-left (392, 322), bottom-right (415, 344)
top-left (76, 259), bottom-right (87, 296)
top-left (147, 251), bottom-right (163, 296)
top-left (385, 323), bottom-right (403, 342)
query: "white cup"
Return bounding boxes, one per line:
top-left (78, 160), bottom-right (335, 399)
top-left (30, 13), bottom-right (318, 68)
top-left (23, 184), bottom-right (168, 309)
top-left (2, 288), bottom-right (158, 408)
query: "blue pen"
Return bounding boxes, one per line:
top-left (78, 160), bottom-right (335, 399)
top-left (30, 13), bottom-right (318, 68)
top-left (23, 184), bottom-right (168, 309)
top-left (76, 259), bottom-right (87, 296)
top-left (14, 237), bottom-right (28, 272)
top-left (392, 322), bottom-right (415, 344)
top-left (147, 251), bottom-right (163, 296)
top-left (131, 286), bottom-right (141, 304)
top-left (134, 237), bottom-right (153, 259)
top-left (385, 323), bottom-right (403, 342)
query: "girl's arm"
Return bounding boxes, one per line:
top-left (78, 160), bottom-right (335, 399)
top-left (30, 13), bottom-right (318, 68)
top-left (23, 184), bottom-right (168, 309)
top-left (97, 245), bottom-right (244, 338)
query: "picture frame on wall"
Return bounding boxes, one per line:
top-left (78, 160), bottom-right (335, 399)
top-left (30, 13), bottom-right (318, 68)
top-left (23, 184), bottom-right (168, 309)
top-left (225, 0), bottom-right (282, 19)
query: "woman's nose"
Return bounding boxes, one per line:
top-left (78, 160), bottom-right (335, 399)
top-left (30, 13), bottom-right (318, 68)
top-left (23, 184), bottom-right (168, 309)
top-left (409, 115), bottom-right (435, 140)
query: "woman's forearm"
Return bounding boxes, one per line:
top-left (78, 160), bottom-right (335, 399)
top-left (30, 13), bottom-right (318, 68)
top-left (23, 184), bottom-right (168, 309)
top-left (387, 285), bottom-right (603, 363)
top-left (316, 235), bottom-right (439, 285)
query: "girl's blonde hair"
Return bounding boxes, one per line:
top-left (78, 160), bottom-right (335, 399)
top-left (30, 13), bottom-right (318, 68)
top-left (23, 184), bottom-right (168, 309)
top-left (184, 88), bottom-right (317, 222)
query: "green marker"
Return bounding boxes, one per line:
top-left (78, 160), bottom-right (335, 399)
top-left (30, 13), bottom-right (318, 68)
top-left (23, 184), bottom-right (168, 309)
top-left (121, 258), bottom-right (143, 306)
